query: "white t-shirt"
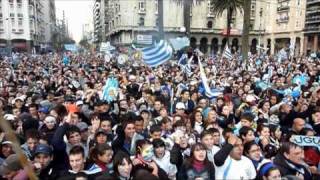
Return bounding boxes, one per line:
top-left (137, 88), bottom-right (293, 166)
top-left (215, 155), bottom-right (256, 180)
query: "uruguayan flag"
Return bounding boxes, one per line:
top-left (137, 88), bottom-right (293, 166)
top-left (138, 40), bottom-right (173, 67)
top-left (178, 54), bottom-right (193, 77)
top-left (277, 48), bottom-right (288, 62)
top-left (198, 59), bottom-right (223, 98)
top-left (223, 45), bottom-right (233, 60)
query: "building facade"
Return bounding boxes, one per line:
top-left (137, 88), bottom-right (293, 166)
top-left (96, 0), bottom-right (306, 55)
top-left (304, 0), bottom-right (320, 54)
top-left (42, 0), bottom-right (56, 51)
top-left (93, 0), bottom-right (107, 45)
top-left (0, 0), bottom-right (48, 52)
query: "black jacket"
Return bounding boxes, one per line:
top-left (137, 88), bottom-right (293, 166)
top-left (37, 162), bottom-right (60, 180)
top-left (273, 153), bottom-right (312, 180)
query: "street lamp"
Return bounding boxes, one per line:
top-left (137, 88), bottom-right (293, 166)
top-left (5, 18), bottom-right (11, 54)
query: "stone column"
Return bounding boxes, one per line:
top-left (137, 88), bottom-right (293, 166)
top-left (314, 35), bottom-right (318, 52)
top-left (271, 38), bottom-right (275, 55)
top-left (304, 36), bottom-right (308, 55)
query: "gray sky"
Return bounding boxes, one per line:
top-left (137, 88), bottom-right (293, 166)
top-left (55, 0), bottom-right (93, 43)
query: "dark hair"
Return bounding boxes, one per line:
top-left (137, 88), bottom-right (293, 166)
top-left (200, 130), bottom-right (212, 140)
top-left (190, 110), bottom-right (203, 129)
top-left (113, 151), bottom-right (132, 176)
top-left (243, 141), bottom-right (259, 156)
top-left (257, 123), bottom-right (270, 134)
top-left (152, 139), bottom-right (165, 149)
top-left (134, 116), bottom-right (144, 122)
top-left (181, 89), bottom-right (189, 95)
top-left (150, 125), bottom-right (161, 134)
top-left (132, 169), bottom-right (158, 180)
top-left (300, 127), bottom-right (314, 136)
top-left (207, 127), bottom-right (219, 134)
top-left (239, 126), bottom-right (254, 140)
top-left (90, 144), bottom-right (112, 162)
top-left (25, 129), bottom-right (40, 140)
top-left (173, 119), bottom-right (185, 129)
top-left (269, 124), bottom-right (280, 138)
top-left (66, 125), bottom-right (81, 139)
top-left (160, 117), bottom-right (171, 125)
top-left (28, 103), bottom-right (38, 110)
top-left (184, 143), bottom-right (213, 172)
top-left (69, 145), bottom-right (85, 158)
top-left (240, 112), bottom-right (254, 122)
top-left (135, 139), bottom-right (152, 155)
top-left (280, 142), bottom-right (302, 155)
top-left (222, 127), bottom-right (233, 138)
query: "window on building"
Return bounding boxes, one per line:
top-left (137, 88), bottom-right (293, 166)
top-left (9, 0), bottom-right (13, 4)
top-left (155, 0), bottom-right (158, 14)
top-left (207, 21), bottom-right (213, 29)
top-left (139, 1), bottom-right (145, 11)
top-left (139, 17), bottom-right (144, 26)
top-left (0, 20), bottom-right (3, 25)
top-left (18, 20), bottom-right (22, 26)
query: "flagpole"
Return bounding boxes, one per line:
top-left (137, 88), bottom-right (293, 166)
top-left (219, 44), bottom-right (227, 64)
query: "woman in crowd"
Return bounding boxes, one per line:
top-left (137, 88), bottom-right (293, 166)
top-left (112, 151), bottom-right (133, 180)
top-left (178, 143), bottom-right (215, 180)
top-left (88, 143), bottom-right (114, 175)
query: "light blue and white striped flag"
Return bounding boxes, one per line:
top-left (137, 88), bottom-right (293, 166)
top-left (198, 59), bottom-right (223, 98)
top-left (223, 45), bottom-right (233, 60)
top-left (138, 40), bottom-right (173, 67)
top-left (178, 54), bottom-right (193, 77)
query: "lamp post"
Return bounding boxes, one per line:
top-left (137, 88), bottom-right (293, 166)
top-left (6, 18), bottom-right (11, 55)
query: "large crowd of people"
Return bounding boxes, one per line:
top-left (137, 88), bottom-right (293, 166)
top-left (0, 50), bottom-right (319, 180)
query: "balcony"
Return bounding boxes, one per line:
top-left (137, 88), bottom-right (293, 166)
top-left (307, 0), bottom-right (320, 5)
top-left (306, 16), bottom-right (320, 23)
top-left (138, 8), bottom-right (146, 14)
top-left (307, 7), bottom-right (320, 14)
top-left (305, 26), bottom-right (320, 32)
top-left (277, 6), bottom-right (290, 12)
top-left (276, 16), bottom-right (289, 23)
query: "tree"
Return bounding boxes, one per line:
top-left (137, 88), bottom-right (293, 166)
top-left (173, 0), bottom-right (205, 38)
top-left (79, 38), bottom-right (90, 49)
top-left (211, 0), bottom-right (251, 64)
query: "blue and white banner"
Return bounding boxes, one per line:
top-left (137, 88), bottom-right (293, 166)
top-left (178, 54), bottom-right (193, 77)
top-left (102, 77), bottom-right (119, 103)
top-left (169, 37), bottom-right (190, 51)
top-left (277, 48), bottom-right (287, 62)
top-left (223, 45), bottom-right (233, 60)
top-left (64, 44), bottom-right (78, 52)
top-left (198, 59), bottom-right (223, 98)
top-left (100, 42), bottom-right (116, 52)
top-left (290, 135), bottom-right (320, 150)
top-left (138, 40), bottom-right (173, 67)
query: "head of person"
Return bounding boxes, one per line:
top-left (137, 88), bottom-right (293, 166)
top-left (34, 144), bottom-right (53, 170)
top-left (280, 142), bottom-right (304, 165)
top-left (239, 126), bottom-right (255, 143)
top-left (0, 140), bottom-right (14, 158)
top-left (77, 122), bottom-right (89, 142)
top-left (152, 139), bottom-right (166, 159)
top-left (269, 124), bottom-right (282, 140)
top-left (175, 102), bottom-right (186, 115)
top-left (43, 115), bottom-right (57, 130)
top-left (113, 151), bottom-right (132, 179)
top-left (135, 139), bottom-right (154, 162)
top-left (300, 127), bottom-right (315, 136)
top-left (134, 116), bottom-right (144, 134)
top-left (208, 128), bottom-right (220, 146)
top-left (153, 99), bottom-right (163, 112)
top-left (192, 110), bottom-right (203, 124)
top-left (149, 125), bottom-right (162, 140)
top-left (28, 103), bottom-right (39, 118)
top-left (90, 144), bottom-right (113, 164)
top-left (244, 141), bottom-right (261, 161)
top-left (95, 129), bottom-right (108, 144)
top-left (229, 136), bottom-right (244, 161)
top-left (190, 143), bottom-right (207, 163)
top-left (66, 125), bottom-right (81, 145)
top-left (160, 117), bottom-right (172, 132)
top-left (198, 98), bottom-right (208, 108)
top-left (0, 154), bottom-right (24, 179)
top-left (25, 129), bottom-right (40, 152)
top-left (257, 123), bottom-right (270, 139)
top-left (69, 145), bottom-right (85, 173)
top-left (240, 113), bottom-right (254, 128)
top-left (259, 163), bottom-right (281, 180)
top-left (122, 120), bottom-right (136, 140)
top-left (292, 118), bottom-right (305, 133)
top-left (181, 90), bottom-right (190, 102)
top-left (200, 130), bottom-right (214, 150)
top-left (100, 118), bottom-right (112, 133)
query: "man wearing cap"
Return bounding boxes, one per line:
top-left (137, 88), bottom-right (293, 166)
top-left (33, 144), bottom-right (59, 180)
top-left (0, 154), bottom-right (29, 180)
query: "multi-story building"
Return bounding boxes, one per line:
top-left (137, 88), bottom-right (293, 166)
top-left (97, 0), bottom-right (307, 55)
top-left (263, 0), bottom-right (305, 55)
top-left (304, 0), bottom-right (320, 54)
top-left (0, 0), bottom-right (47, 52)
top-left (42, 0), bottom-right (56, 51)
top-left (93, 0), bottom-right (107, 46)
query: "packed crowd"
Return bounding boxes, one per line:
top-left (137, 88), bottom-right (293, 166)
top-left (0, 50), bottom-right (319, 180)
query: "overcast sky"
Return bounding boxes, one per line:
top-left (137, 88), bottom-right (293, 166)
top-left (55, 0), bottom-right (93, 43)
